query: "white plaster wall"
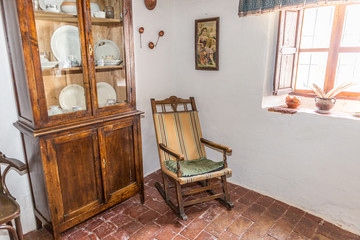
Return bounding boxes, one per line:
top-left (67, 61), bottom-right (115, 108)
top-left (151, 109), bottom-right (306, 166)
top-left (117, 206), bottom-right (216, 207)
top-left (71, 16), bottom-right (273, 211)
top-left (0, 0), bottom-right (175, 237)
top-left (132, 0), bottom-right (176, 176)
top-left (173, 0), bottom-right (360, 234)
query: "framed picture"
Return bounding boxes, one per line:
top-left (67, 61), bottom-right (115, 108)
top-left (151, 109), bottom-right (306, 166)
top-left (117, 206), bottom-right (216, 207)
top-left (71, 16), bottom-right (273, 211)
top-left (195, 17), bottom-right (219, 71)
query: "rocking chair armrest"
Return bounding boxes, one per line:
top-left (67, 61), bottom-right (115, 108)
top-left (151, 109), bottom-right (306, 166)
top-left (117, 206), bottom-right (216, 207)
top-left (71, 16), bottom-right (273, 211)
top-left (159, 144), bottom-right (185, 161)
top-left (200, 138), bottom-right (232, 153)
top-left (0, 153), bottom-right (27, 174)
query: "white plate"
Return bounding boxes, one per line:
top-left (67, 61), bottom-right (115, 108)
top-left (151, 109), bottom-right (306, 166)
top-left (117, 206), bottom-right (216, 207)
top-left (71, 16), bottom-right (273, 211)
top-left (51, 25), bottom-right (81, 64)
top-left (39, 0), bottom-right (63, 10)
top-left (96, 82), bottom-right (116, 107)
top-left (94, 40), bottom-right (121, 61)
top-left (41, 61), bottom-right (58, 70)
top-left (59, 84), bottom-right (86, 110)
top-left (104, 60), bottom-right (122, 66)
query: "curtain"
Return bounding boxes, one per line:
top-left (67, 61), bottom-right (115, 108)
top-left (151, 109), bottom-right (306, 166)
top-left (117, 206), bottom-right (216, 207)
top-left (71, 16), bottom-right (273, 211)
top-left (238, 0), bottom-right (359, 16)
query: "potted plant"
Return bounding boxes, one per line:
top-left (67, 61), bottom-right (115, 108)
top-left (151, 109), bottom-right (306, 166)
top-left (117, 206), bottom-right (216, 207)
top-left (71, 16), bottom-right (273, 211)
top-left (311, 82), bottom-right (354, 113)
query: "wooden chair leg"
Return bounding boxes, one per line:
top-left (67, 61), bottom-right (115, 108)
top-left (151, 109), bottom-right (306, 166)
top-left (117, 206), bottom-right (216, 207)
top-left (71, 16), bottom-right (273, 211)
top-left (0, 225), bottom-right (18, 240)
top-left (162, 172), bottom-right (170, 201)
top-left (221, 176), bottom-right (234, 209)
top-left (14, 217), bottom-right (23, 240)
top-left (7, 221), bottom-right (15, 240)
top-left (175, 181), bottom-right (187, 221)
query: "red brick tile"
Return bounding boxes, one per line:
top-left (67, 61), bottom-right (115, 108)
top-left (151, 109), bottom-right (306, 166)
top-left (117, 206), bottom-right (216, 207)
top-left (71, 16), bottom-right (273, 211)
top-left (268, 219), bottom-right (294, 240)
top-left (248, 215), bottom-right (275, 237)
top-left (167, 219), bottom-right (187, 234)
top-left (121, 220), bottom-right (143, 235)
top-left (93, 221), bottom-right (117, 239)
top-left (128, 204), bottom-right (150, 218)
top-left (265, 202), bottom-right (288, 220)
top-left (85, 217), bottom-right (105, 231)
top-left (79, 233), bottom-right (97, 240)
top-left (205, 209), bottom-right (239, 237)
top-left (294, 216), bottom-right (318, 238)
top-left (227, 182), bottom-right (238, 192)
top-left (227, 216), bottom-right (253, 237)
top-left (312, 233), bottom-right (334, 240)
top-left (109, 213), bottom-right (133, 227)
top-left (173, 235), bottom-right (189, 240)
top-left (67, 229), bottom-right (89, 240)
top-left (153, 227), bottom-right (177, 240)
top-left (242, 203), bottom-right (266, 221)
top-left (137, 209), bottom-right (160, 225)
top-left (218, 231), bottom-right (241, 240)
top-left (179, 216), bottom-right (208, 239)
top-left (263, 234), bottom-right (278, 240)
top-left (129, 222), bottom-right (161, 240)
top-left (144, 196), bottom-right (169, 214)
top-left (195, 231), bottom-right (217, 240)
top-left (282, 206), bottom-right (305, 225)
top-left (231, 186), bottom-right (250, 200)
top-left (317, 222), bottom-right (360, 240)
top-left (256, 196), bottom-right (275, 207)
top-left (304, 213), bottom-right (322, 223)
top-left (238, 191), bottom-right (262, 206)
top-left (232, 201), bottom-right (249, 214)
top-left (241, 230), bottom-right (261, 240)
top-left (104, 228), bottom-right (131, 240)
top-left (286, 232), bottom-right (309, 240)
top-left (154, 210), bottom-right (178, 225)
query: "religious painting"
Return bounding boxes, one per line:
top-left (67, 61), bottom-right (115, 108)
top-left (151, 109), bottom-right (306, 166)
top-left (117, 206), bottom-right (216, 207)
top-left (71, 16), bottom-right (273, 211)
top-left (195, 17), bottom-right (219, 71)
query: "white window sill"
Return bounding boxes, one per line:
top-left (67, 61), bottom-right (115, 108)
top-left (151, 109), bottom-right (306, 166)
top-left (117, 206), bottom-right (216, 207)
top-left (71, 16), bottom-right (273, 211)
top-left (264, 95), bottom-right (360, 120)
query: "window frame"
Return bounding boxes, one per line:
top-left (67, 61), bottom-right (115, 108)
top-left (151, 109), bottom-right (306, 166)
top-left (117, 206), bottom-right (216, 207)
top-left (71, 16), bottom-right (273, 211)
top-left (274, 3), bottom-right (360, 100)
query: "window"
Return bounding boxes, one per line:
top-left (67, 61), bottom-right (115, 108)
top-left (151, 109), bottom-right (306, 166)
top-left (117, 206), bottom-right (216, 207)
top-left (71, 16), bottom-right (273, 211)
top-left (274, 4), bottom-right (360, 98)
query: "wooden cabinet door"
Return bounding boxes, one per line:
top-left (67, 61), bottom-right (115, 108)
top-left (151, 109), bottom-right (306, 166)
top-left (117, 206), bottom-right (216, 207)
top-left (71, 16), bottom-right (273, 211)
top-left (98, 118), bottom-right (141, 202)
top-left (45, 129), bottom-right (103, 223)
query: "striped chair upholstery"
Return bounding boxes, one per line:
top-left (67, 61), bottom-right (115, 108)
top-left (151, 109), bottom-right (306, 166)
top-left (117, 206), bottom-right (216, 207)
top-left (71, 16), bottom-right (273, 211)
top-left (153, 111), bottom-right (206, 161)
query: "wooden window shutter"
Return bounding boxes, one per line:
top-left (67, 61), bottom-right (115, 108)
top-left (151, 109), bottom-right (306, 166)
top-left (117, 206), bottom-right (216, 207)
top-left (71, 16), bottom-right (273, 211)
top-left (273, 9), bottom-right (303, 95)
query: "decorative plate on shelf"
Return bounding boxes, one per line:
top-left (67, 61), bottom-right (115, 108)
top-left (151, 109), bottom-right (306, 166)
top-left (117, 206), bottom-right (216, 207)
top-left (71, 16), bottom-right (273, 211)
top-left (59, 84), bottom-right (86, 110)
top-left (96, 82), bottom-right (117, 107)
top-left (51, 25), bottom-right (81, 64)
top-left (39, 0), bottom-right (64, 10)
top-left (104, 59), bottom-right (123, 66)
top-left (94, 40), bottom-right (121, 61)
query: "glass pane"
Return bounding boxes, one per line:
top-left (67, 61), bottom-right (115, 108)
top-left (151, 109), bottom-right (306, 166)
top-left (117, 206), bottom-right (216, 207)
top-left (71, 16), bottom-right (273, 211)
top-left (341, 4), bottom-right (360, 47)
top-left (34, 1), bottom-right (87, 117)
top-left (334, 53), bottom-right (360, 92)
top-left (301, 6), bottom-right (335, 48)
top-left (90, 0), bottom-right (127, 108)
top-left (296, 52), bottom-right (328, 90)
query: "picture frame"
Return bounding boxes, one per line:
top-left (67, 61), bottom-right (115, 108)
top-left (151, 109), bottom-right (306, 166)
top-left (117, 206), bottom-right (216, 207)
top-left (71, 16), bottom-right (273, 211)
top-left (195, 17), bottom-right (219, 71)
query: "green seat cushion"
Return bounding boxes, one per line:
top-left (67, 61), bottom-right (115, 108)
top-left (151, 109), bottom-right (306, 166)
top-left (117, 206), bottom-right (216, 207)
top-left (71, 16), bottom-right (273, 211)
top-left (164, 157), bottom-right (224, 177)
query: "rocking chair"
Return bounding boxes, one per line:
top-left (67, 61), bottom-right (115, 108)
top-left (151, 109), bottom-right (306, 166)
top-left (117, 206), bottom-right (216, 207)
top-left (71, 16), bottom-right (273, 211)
top-left (151, 96), bottom-right (234, 220)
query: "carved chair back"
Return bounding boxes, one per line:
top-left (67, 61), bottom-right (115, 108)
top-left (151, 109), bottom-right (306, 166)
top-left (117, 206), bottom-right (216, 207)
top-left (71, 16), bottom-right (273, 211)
top-left (0, 152), bottom-right (27, 200)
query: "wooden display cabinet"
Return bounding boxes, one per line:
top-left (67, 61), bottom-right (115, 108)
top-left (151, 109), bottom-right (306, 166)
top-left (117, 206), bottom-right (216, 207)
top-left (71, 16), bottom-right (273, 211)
top-left (0, 0), bottom-right (144, 239)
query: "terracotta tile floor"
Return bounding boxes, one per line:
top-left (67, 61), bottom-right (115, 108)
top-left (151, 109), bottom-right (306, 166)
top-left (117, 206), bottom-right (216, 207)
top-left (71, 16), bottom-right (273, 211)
top-left (25, 170), bottom-right (359, 240)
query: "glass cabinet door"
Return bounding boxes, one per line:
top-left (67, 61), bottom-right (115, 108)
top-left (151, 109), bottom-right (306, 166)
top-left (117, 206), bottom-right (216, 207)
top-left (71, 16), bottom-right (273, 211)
top-left (33, 0), bottom-right (90, 118)
top-left (87, 0), bottom-right (129, 110)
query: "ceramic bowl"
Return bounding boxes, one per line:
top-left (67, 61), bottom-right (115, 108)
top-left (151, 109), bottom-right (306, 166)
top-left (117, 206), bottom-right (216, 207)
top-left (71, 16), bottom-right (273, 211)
top-left (286, 101), bottom-right (301, 109)
top-left (61, 2), bottom-right (77, 14)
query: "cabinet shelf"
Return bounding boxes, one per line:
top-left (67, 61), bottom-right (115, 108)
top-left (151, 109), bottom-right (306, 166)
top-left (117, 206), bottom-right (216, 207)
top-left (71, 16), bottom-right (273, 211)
top-left (42, 65), bottom-right (124, 72)
top-left (34, 11), bottom-right (122, 25)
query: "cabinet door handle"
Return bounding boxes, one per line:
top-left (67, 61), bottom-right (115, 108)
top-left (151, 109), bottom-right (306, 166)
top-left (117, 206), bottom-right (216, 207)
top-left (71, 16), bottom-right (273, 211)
top-left (89, 43), bottom-right (93, 56)
top-left (102, 158), bottom-right (106, 168)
